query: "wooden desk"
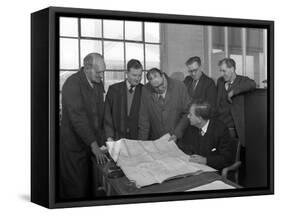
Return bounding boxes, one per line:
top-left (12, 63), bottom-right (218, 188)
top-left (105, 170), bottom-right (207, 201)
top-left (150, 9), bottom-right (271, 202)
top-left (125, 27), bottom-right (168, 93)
top-left (94, 160), bottom-right (241, 196)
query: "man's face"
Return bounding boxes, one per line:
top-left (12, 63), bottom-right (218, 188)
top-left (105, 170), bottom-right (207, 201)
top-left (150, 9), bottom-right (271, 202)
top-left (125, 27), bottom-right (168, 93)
top-left (187, 62), bottom-right (202, 81)
top-left (149, 73), bottom-right (166, 94)
top-left (84, 59), bottom-right (106, 83)
top-left (219, 63), bottom-right (234, 82)
top-left (127, 68), bottom-right (142, 86)
top-left (187, 105), bottom-right (201, 128)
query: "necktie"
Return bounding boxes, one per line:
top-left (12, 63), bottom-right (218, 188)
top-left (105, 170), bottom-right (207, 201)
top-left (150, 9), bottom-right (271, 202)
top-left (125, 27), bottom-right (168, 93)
top-left (226, 82), bottom-right (232, 91)
top-left (129, 85), bottom-right (134, 94)
top-left (191, 79), bottom-right (197, 91)
top-left (158, 95), bottom-right (165, 106)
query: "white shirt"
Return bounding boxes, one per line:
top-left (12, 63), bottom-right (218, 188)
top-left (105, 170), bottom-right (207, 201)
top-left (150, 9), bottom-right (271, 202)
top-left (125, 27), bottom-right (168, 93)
top-left (200, 120), bottom-right (210, 136)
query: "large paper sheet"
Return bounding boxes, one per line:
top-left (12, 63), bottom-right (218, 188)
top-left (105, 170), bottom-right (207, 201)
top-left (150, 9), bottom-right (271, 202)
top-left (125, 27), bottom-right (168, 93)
top-left (106, 134), bottom-right (216, 188)
top-left (186, 180), bottom-right (236, 191)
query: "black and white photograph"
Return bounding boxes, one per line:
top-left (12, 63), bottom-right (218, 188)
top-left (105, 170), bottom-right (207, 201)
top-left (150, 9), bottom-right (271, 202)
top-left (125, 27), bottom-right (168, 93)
top-left (30, 5), bottom-right (274, 209)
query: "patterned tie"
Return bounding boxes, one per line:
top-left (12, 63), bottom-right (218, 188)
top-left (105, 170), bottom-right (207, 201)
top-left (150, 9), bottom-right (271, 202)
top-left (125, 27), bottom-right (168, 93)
top-left (191, 79), bottom-right (197, 91)
top-left (129, 85), bottom-right (134, 94)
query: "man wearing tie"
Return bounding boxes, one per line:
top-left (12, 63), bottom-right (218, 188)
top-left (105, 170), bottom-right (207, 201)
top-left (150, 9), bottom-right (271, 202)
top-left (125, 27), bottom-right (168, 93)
top-left (182, 57), bottom-right (217, 148)
top-left (183, 56), bottom-right (217, 109)
top-left (138, 68), bottom-right (191, 143)
top-left (104, 59), bottom-right (143, 141)
top-left (216, 58), bottom-right (256, 145)
top-left (60, 53), bottom-right (108, 200)
top-left (183, 100), bottom-right (233, 170)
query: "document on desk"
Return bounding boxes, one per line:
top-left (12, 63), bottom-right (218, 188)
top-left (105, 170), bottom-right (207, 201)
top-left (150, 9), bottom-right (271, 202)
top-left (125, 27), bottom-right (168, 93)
top-left (106, 134), bottom-right (216, 188)
top-left (186, 180), bottom-right (236, 191)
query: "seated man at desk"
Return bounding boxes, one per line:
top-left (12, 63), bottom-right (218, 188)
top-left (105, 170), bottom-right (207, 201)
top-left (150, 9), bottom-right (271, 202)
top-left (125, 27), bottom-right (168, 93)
top-left (182, 100), bottom-right (233, 170)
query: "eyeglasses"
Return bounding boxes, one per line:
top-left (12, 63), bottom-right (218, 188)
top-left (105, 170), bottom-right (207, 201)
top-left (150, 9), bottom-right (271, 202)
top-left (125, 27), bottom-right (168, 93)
top-left (188, 68), bottom-right (199, 74)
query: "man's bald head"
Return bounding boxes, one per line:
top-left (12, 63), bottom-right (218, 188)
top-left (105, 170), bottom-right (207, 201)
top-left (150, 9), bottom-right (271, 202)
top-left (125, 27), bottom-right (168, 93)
top-left (83, 53), bottom-right (106, 83)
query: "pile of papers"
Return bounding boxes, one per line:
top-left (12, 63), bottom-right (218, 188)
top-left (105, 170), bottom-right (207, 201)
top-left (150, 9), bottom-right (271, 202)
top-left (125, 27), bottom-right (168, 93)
top-left (106, 134), bottom-right (216, 188)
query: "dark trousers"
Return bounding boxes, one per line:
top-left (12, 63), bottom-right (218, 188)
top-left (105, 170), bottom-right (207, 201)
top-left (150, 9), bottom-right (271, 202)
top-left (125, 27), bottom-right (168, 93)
top-left (59, 148), bottom-right (96, 201)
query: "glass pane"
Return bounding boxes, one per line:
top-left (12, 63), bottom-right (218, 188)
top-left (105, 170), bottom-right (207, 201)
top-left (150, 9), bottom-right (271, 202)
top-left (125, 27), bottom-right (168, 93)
top-left (104, 41), bottom-right (124, 70)
top-left (104, 71), bottom-right (125, 93)
top-left (228, 27), bottom-right (243, 75)
top-left (80, 39), bottom-right (102, 66)
top-left (246, 28), bottom-right (264, 88)
top-left (145, 22), bottom-right (160, 43)
top-left (81, 18), bottom-right (102, 37)
top-left (60, 38), bottom-right (79, 69)
top-left (140, 72), bottom-right (146, 84)
top-left (145, 44), bottom-right (160, 69)
top-left (60, 17), bottom-right (78, 37)
top-left (125, 42), bottom-right (144, 67)
top-left (125, 21), bottom-right (142, 41)
top-left (103, 20), bottom-right (123, 39)
top-left (211, 26), bottom-right (226, 82)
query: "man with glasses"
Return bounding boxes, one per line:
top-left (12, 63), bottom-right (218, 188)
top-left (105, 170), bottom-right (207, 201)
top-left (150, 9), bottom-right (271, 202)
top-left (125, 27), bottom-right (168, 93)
top-left (183, 56), bottom-right (217, 109)
top-left (138, 68), bottom-right (191, 144)
top-left (60, 53), bottom-right (108, 200)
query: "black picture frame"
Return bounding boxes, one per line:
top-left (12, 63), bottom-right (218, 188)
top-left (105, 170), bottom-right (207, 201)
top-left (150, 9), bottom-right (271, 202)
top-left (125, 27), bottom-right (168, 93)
top-left (31, 6), bottom-right (274, 208)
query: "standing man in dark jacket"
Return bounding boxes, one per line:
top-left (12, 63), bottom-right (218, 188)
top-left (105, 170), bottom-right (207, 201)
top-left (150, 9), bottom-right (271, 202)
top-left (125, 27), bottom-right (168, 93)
top-left (60, 53), bottom-right (108, 200)
top-left (216, 58), bottom-right (256, 147)
top-left (138, 68), bottom-right (191, 143)
top-left (183, 56), bottom-right (217, 109)
top-left (104, 59), bottom-right (143, 141)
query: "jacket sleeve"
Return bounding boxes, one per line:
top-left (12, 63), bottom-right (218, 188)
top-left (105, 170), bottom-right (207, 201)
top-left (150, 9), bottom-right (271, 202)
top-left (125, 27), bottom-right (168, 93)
top-left (206, 126), bottom-right (233, 170)
top-left (62, 80), bottom-right (96, 146)
top-left (104, 86), bottom-right (115, 139)
top-left (138, 88), bottom-right (150, 140)
top-left (206, 79), bottom-right (217, 110)
top-left (233, 76), bottom-right (256, 96)
top-left (174, 84), bottom-right (191, 139)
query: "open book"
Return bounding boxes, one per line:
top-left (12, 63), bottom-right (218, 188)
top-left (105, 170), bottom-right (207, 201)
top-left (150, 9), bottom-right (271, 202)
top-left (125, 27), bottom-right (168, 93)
top-left (106, 134), bottom-right (216, 188)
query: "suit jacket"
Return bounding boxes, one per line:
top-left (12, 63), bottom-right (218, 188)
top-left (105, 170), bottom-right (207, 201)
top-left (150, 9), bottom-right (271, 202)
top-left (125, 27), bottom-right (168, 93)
top-left (216, 75), bottom-right (256, 147)
top-left (61, 69), bottom-right (105, 150)
top-left (183, 72), bottom-right (217, 109)
top-left (182, 119), bottom-right (233, 170)
top-left (104, 81), bottom-right (143, 140)
top-left (60, 68), bottom-right (105, 199)
top-left (138, 75), bottom-right (191, 140)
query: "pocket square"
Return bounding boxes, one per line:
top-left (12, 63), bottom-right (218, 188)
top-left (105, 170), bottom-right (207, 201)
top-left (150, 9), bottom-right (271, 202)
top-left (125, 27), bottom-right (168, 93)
top-left (211, 148), bottom-right (216, 152)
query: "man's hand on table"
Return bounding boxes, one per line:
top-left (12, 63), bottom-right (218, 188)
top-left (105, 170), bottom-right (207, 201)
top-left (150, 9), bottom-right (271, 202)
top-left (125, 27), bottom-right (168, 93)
top-left (190, 154), bottom-right (207, 164)
top-left (168, 134), bottom-right (177, 142)
top-left (91, 141), bottom-right (108, 164)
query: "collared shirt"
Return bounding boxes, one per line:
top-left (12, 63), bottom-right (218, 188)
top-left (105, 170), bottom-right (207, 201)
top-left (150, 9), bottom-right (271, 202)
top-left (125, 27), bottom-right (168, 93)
top-left (126, 80), bottom-right (136, 92)
top-left (200, 120), bottom-right (210, 136)
top-left (192, 79), bottom-right (199, 90)
top-left (224, 78), bottom-right (235, 91)
top-left (84, 70), bottom-right (94, 88)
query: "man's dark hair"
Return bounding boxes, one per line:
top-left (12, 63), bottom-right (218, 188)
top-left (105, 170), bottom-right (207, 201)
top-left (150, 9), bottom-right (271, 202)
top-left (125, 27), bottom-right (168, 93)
top-left (146, 67), bottom-right (163, 81)
top-left (190, 100), bottom-right (212, 121)
top-left (218, 58), bottom-right (236, 70)
top-left (185, 56), bottom-right (201, 66)
top-left (127, 59), bottom-right (143, 71)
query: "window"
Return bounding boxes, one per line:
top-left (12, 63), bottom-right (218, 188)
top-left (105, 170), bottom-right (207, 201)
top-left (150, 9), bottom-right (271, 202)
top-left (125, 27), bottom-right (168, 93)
top-left (59, 17), bottom-right (161, 93)
top-left (209, 26), bottom-right (267, 88)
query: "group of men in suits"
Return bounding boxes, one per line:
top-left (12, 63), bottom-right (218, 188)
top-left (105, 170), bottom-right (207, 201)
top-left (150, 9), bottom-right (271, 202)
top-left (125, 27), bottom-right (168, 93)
top-left (59, 52), bottom-right (256, 200)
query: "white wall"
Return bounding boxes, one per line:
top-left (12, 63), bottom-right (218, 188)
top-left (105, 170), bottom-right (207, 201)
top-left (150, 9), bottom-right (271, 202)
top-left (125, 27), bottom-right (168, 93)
top-left (162, 23), bottom-right (205, 80)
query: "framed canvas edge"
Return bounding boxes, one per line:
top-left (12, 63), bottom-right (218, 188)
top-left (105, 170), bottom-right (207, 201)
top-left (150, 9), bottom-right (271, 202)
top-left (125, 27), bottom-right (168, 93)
top-left (31, 6), bottom-right (274, 209)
